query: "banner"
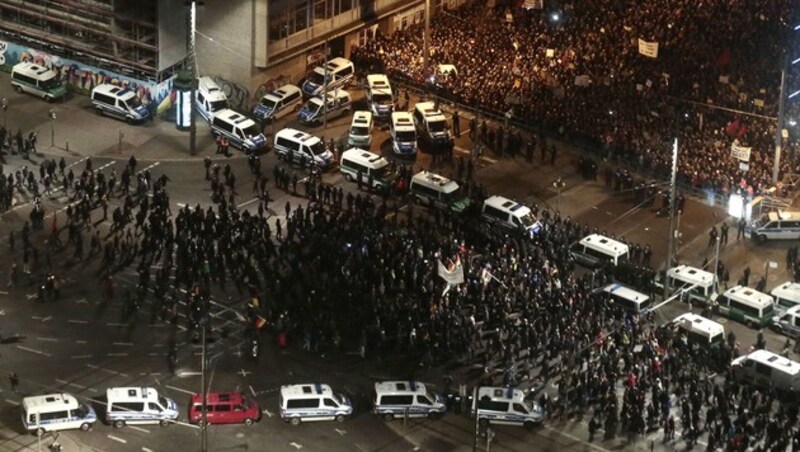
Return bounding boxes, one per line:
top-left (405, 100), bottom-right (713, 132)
top-left (730, 143), bottom-right (751, 162)
top-left (638, 39), bottom-right (659, 58)
top-left (438, 257), bottom-right (464, 285)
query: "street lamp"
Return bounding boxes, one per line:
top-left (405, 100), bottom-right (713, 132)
top-left (186, 1), bottom-right (204, 155)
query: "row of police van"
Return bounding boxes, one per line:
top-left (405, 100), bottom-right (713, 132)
top-left (20, 381), bottom-right (545, 437)
top-left (570, 232), bottom-right (800, 337)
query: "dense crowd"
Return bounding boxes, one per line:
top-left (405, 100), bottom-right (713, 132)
top-left (352, 0), bottom-right (800, 198)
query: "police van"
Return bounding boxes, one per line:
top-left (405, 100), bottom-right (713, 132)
top-left (569, 234), bottom-right (629, 268)
top-left (600, 283), bottom-right (651, 314)
top-left (274, 128), bottom-right (334, 168)
top-left (22, 393), bottom-right (96, 435)
top-left (210, 109), bottom-right (267, 154)
top-left (390, 112), bottom-right (417, 155)
top-left (413, 101), bottom-right (452, 146)
top-left (11, 61), bottom-right (67, 102)
top-left (773, 304), bottom-right (800, 338)
top-left (340, 148), bottom-right (396, 191)
top-left (747, 210), bottom-right (800, 244)
top-left (471, 386), bottom-right (544, 430)
top-left (732, 349), bottom-right (800, 393)
top-left (654, 265), bottom-right (717, 305)
top-left (106, 387), bottom-right (179, 428)
top-left (91, 84), bottom-right (151, 123)
top-left (298, 90), bottom-right (352, 125)
top-left (366, 74), bottom-right (394, 119)
top-left (348, 111), bottom-right (373, 148)
top-left (252, 84), bottom-right (303, 123)
top-left (372, 381), bottom-right (445, 421)
top-left (195, 76), bottom-right (229, 122)
top-left (672, 313), bottom-right (725, 348)
top-left (481, 195), bottom-right (541, 237)
top-left (771, 281), bottom-right (800, 314)
top-left (409, 170), bottom-right (470, 212)
top-left (301, 57), bottom-right (355, 98)
top-left (279, 383), bottom-right (353, 425)
top-left (715, 286), bottom-right (775, 329)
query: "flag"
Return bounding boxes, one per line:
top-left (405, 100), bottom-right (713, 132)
top-left (255, 315), bottom-right (267, 329)
top-left (438, 256), bottom-right (464, 296)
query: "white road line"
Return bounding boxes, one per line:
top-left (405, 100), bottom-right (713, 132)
top-left (16, 345), bottom-right (51, 357)
top-left (75, 340), bottom-right (87, 344)
top-left (6, 399), bottom-right (20, 406)
top-left (67, 319), bottom-right (89, 324)
top-left (67, 156), bottom-right (89, 169)
top-left (249, 385), bottom-right (256, 397)
top-left (37, 337), bottom-right (58, 342)
top-left (71, 354), bottom-right (92, 359)
top-left (289, 442), bottom-right (303, 450)
top-left (108, 435), bottom-right (127, 444)
top-left (113, 342), bottom-right (134, 346)
top-left (129, 425), bottom-right (150, 434)
top-left (55, 379), bottom-right (69, 385)
top-left (262, 409), bottom-right (273, 418)
top-left (142, 448), bottom-right (154, 452)
top-left (165, 385), bottom-right (195, 395)
top-left (335, 428), bottom-right (346, 435)
top-left (107, 322), bottom-right (127, 327)
top-left (108, 352), bottom-right (129, 357)
top-left (0, 290), bottom-right (8, 295)
top-left (139, 162), bottom-right (160, 173)
top-left (237, 197), bottom-right (260, 209)
top-left (148, 352), bottom-right (159, 356)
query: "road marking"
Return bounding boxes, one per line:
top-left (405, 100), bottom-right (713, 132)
top-left (335, 428), bottom-right (346, 435)
top-left (75, 340), bottom-right (87, 344)
top-left (129, 425), bottom-right (150, 434)
top-left (55, 379), bottom-right (69, 385)
top-left (107, 322), bottom-right (127, 327)
top-left (0, 310), bottom-right (5, 315)
top-left (148, 352), bottom-right (159, 356)
top-left (249, 385), bottom-right (256, 396)
top-left (6, 399), bottom-right (20, 406)
top-left (543, 426), bottom-right (611, 452)
top-left (37, 337), bottom-right (58, 342)
top-left (75, 298), bottom-right (88, 304)
top-left (68, 319), bottom-right (88, 324)
top-left (139, 162), bottom-right (160, 173)
top-left (108, 435), bottom-right (127, 444)
top-left (108, 353), bottom-right (129, 357)
top-left (16, 345), bottom-right (51, 356)
top-left (289, 442), bottom-right (303, 450)
top-left (238, 369), bottom-right (251, 378)
top-left (26, 294), bottom-right (37, 300)
top-left (71, 354), bottom-right (92, 359)
top-left (67, 156), bottom-right (89, 169)
top-left (262, 409), bottom-right (273, 418)
top-left (166, 385), bottom-right (195, 395)
top-left (237, 197), bottom-right (260, 209)
top-left (0, 290), bottom-right (8, 295)
top-left (113, 342), bottom-right (134, 346)
top-left (143, 448), bottom-right (154, 452)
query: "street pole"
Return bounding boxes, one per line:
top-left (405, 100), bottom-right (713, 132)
top-left (189, 1), bottom-right (198, 155)
top-left (323, 38), bottom-right (329, 130)
top-left (773, 57), bottom-right (787, 185)
top-left (663, 138), bottom-right (679, 299)
top-left (712, 236), bottom-right (721, 291)
top-left (423, 0), bottom-right (431, 78)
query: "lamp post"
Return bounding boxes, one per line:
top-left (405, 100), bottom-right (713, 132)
top-left (663, 138), bottom-right (679, 299)
top-left (423, 0), bottom-right (431, 78)
top-left (186, 1), bottom-right (202, 155)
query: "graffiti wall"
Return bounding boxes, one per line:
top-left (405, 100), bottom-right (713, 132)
top-left (0, 39), bottom-right (175, 114)
top-left (212, 74), bottom-right (293, 112)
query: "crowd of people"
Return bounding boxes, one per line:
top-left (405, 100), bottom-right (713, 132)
top-left (352, 0), bottom-right (800, 200)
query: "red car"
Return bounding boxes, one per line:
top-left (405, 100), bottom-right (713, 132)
top-left (188, 392), bottom-right (261, 426)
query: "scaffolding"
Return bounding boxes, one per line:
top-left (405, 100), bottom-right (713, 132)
top-left (0, 0), bottom-right (158, 77)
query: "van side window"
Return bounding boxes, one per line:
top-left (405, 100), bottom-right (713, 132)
top-left (94, 93), bottom-right (116, 105)
top-left (512, 403), bottom-right (527, 414)
top-left (198, 93), bottom-right (206, 104)
top-left (40, 410), bottom-right (69, 421)
top-left (765, 222), bottom-right (779, 229)
top-left (479, 400), bottom-right (509, 412)
top-left (344, 159), bottom-right (367, 173)
top-left (148, 402), bottom-right (162, 412)
top-left (323, 398), bottom-right (338, 407)
top-left (794, 315), bottom-right (800, 327)
top-left (286, 92), bottom-right (300, 103)
top-left (113, 402), bottom-right (145, 412)
top-left (415, 395), bottom-right (431, 405)
top-left (783, 221), bottom-right (800, 228)
top-left (483, 205), bottom-right (507, 221)
top-left (338, 66), bottom-right (353, 77)
top-left (14, 73), bottom-right (37, 85)
top-left (754, 362), bottom-right (771, 376)
top-left (380, 395), bottom-right (413, 405)
top-left (412, 184), bottom-right (439, 199)
top-left (215, 404), bottom-right (231, 412)
top-left (287, 398), bottom-right (319, 409)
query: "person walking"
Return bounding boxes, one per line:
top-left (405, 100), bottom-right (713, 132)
top-left (737, 217), bottom-right (746, 240)
top-left (720, 222), bottom-right (729, 246)
top-left (9, 372), bottom-right (19, 393)
top-left (707, 225), bottom-right (718, 248)
top-left (452, 110), bottom-right (460, 136)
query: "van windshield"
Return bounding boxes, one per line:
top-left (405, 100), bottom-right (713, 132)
top-left (210, 99), bottom-right (228, 111)
top-left (260, 98), bottom-right (277, 110)
top-left (428, 119), bottom-right (447, 133)
top-left (126, 96), bottom-right (143, 109)
top-left (303, 101), bottom-right (321, 115)
top-left (518, 212), bottom-right (537, 228)
top-left (396, 131), bottom-right (416, 142)
top-left (351, 126), bottom-right (369, 136)
top-left (372, 93), bottom-right (393, 104)
top-left (307, 72), bottom-right (326, 86)
top-left (242, 124), bottom-right (262, 138)
top-left (39, 77), bottom-right (61, 91)
top-left (522, 399), bottom-right (535, 413)
top-left (74, 404), bottom-right (89, 418)
top-left (309, 141), bottom-right (327, 156)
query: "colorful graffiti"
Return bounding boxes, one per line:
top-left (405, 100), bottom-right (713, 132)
top-left (211, 76), bottom-right (251, 112)
top-left (0, 39), bottom-right (173, 114)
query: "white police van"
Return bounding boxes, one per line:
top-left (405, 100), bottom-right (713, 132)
top-left (774, 304), bottom-right (800, 338)
top-left (195, 76), bottom-right (229, 122)
top-left (655, 265), bottom-right (717, 305)
top-left (715, 286), bottom-right (775, 329)
top-left (481, 195), bottom-right (541, 237)
top-left (747, 210), bottom-right (800, 244)
top-left (601, 283), bottom-right (651, 314)
top-left (252, 84), bottom-right (303, 122)
top-left (471, 386), bottom-right (544, 430)
top-left (298, 90), bottom-right (352, 126)
top-left (106, 387), bottom-right (179, 428)
top-left (732, 349), bottom-right (800, 393)
top-left (569, 234), bottom-right (629, 268)
top-left (366, 74), bottom-right (394, 119)
top-left (301, 57), bottom-right (355, 98)
top-left (10, 61), bottom-right (67, 101)
top-left (91, 84), bottom-right (151, 123)
top-left (210, 109), bottom-right (267, 154)
top-left (413, 101), bottom-right (452, 146)
top-left (22, 393), bottom-right (97, 435)
top-left (340, 148), bottom-right (396, 191)
top-left (274, 128), bottom-right (334, 168)
top-left (771, 281), bottom-right (800, 314)
top-left (390, 111), bottom-right (417, 155)
top-left (409, 170), bottom-right (470, 212)
top-left (279, 383), bottom-right (353, 425)
top-left (372, 381), bottom-right (445, 421)
top-left (348, 111), bottom-right (373, 148)
top-left (672, 313), bottom-right (725, 348)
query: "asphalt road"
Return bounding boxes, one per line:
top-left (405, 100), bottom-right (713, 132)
top-left (0, 73), bottom-right (798, 452)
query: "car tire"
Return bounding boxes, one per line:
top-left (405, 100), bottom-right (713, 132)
top-left (36, 427), bottom-right (46, 436)
top-left (95, 107), bottom-right (104, 116)
top-left (290, 417), bottom-right (301, 426)
top-left (747, 320), bottom-right (755, 329)
top-left (159, 419), bottom-right (170, 427)
top-left (335, 414), bottom-right (345, 423)
top-left (345, 174), bottom-right (353, 182)
top-left (757, 234), bottom-right (767, 245)
top-left (244, 418), bottom-right (254, 426)
top-left (125, 116), bottom-right (133, 124)
top-left (15, 85), bottom-right (23, 93)
top-left (428, 412), bottom-right (442, 420)
top-left (383, 413), bottom-right (394, 422)
top-left (479, 419), bottom-right (489, 428)
top-left (413, 196), bottom-right (421, 205)
top-left (113, 420), bottom-right (125, 429)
